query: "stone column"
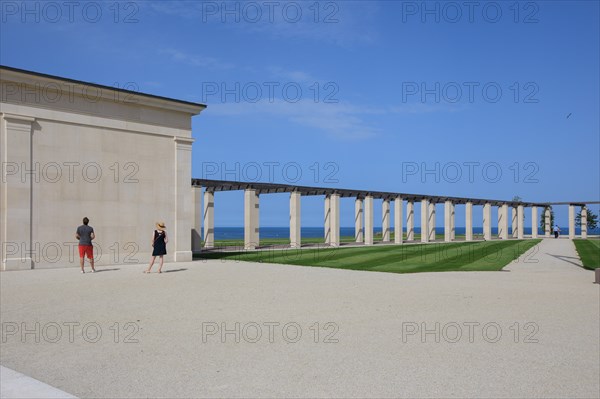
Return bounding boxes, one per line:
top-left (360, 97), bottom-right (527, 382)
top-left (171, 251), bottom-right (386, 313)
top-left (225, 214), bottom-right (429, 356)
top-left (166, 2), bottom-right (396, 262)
top-left (465, 201), bottom-right (473, 241)
top-left (499, 204), bottom-right (509, 240)
top-left (421, 199), bottom-right (429, 243)
top-left (406, 201), bottom-right (414, 241)
top-left (450, 203), bottom-right (456, 240)
top-left (497, 205), bottom-right (502, 238)
top-left (354, 198), bottom-right (363, 243)
top-left (330, 193), bottom-right (340, 247)
top-left (517, 205), bottom-right (524, 239)
top-left (444, 200), bottom-right (453, 242)
top-left (174, 137), bottom-right (195, 262)
top-left (1, 114), bottom-right (35, 270)
top-left (581, 207), bottom-right (588, 239)
top-left (394, 196), bottom-right (403, 244)
top-left (428, 201), bottom-right (436, 241)
top-left (324, 195), bottom-right (331, 245)
top-left (290, 191), bottom-right (301, 248)
top-left (511, 207), bottom-right (518, 238)
top-left (192, 186), bottom-right (202, 253)
top-left (568, 204), bottom-right (575, 239)
top-left (483, 203), bottom-right (492, 241)
top-left (202, 189), bottom-right (215, 249)
top-left (531, 206), bottom-right (538, 238)
top-left (244, 189), bottom-right (259, 249)
top-left (365, 195), bottom-right (374, 245)
top-left (382, 199), bottom-right (391, 242)
top-left (544, 207), bottom-right (551, 237)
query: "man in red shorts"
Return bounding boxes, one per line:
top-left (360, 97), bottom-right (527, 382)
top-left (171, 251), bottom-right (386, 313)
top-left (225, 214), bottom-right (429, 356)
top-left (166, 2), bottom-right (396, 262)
top-left (76, 217), bottom-right (96, 273)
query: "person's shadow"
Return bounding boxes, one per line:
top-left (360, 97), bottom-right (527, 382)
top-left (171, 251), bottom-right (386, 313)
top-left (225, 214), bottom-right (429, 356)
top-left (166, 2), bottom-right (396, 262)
top-left (163, 268), bottom-right (187, 273)
top-left (94, 268), bottom-right (120, 272)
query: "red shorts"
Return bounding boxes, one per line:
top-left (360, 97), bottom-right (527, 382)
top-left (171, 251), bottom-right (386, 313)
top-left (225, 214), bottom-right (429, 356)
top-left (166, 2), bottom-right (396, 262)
top-left (78, 245), bottom-right (94, 259)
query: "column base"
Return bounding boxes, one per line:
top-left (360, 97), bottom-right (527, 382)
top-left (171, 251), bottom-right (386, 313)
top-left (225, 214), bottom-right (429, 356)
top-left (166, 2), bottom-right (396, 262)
top-left (174, 251), bottom-right (192, 262)
top-left (3, 257), bottom-right (34, 271)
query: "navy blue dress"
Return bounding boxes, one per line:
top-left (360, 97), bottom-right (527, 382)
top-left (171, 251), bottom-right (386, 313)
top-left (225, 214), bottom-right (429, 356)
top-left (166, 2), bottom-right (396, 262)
top-left (152, 230), bottom-right (167, 256)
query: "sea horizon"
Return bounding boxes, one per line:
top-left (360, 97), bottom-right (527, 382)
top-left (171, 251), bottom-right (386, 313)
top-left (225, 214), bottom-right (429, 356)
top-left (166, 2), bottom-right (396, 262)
top-left (207, 226), bottom-right (599, 240)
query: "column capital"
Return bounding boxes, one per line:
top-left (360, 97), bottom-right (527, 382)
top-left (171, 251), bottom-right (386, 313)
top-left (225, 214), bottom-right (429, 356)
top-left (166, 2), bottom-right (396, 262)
top-left (173, 136), bottom-right (194, 151)
top-left (173, 136), bottom-right (194, 145)
top-left (2, 113), bottom-right (35, 131)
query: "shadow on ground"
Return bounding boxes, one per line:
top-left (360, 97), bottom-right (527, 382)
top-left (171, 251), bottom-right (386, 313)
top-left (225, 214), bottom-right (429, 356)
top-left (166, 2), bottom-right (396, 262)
top-left (546, 253), bottom-right (585, 269)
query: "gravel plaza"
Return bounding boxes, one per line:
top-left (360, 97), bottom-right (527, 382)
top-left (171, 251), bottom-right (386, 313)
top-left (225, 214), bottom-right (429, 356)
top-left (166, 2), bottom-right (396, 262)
top-left (1, 238), bottom-right (598, 398)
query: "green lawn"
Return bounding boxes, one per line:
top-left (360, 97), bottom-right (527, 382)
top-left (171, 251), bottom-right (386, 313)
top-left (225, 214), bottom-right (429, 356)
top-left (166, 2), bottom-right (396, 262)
top-left (200, 232), bottom-right (486, 247)
top-left (573, 239), bottom-right (600, 270)
top-left (198, 239), bottom-right (541, 274)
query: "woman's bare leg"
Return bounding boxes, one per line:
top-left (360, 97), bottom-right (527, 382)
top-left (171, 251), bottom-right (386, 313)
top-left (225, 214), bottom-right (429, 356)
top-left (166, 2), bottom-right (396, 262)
top-left (157, 256), bottom-right (164, 273)
top-left (145, 256), bottom-right (156, 273)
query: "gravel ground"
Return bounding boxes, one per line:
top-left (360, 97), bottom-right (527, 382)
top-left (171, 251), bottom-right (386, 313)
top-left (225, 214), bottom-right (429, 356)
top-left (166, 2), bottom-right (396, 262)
top-left (1, 238), bottom-right (598, 398)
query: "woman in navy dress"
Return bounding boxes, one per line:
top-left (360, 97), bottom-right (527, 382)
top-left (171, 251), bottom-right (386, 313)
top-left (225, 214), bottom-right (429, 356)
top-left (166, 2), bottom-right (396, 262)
top-left (144, 222), bottom-right (168, 273)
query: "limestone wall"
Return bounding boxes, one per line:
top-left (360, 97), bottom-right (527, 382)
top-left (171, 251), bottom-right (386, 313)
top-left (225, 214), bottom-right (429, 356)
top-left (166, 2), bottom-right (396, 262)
top-left (1, 67), bottom-right (204, 269)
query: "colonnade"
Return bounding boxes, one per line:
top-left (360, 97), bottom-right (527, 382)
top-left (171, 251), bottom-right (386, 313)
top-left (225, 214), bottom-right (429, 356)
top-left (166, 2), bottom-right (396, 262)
top-left (191, 181), bottom-right (593, 251)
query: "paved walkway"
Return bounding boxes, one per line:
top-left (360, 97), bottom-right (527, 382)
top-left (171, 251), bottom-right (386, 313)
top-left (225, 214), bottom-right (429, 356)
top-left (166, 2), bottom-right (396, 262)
top-left (1, 238), bottom-right (598, 398)
top-left (0, 366), bottom-right (76, 398)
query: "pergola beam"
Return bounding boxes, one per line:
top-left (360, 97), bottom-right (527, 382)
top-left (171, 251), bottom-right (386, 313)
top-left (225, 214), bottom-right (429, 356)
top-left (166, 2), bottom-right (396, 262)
top-left (192, 178), bottom-right (554, 207)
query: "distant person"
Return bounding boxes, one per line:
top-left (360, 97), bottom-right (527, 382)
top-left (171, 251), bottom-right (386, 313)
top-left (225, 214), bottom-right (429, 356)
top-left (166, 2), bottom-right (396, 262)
top-left (553, 224), bottom-right (560, 239)
top-left (76, 217), bottom-right (95, 273)
top-left (145, 222), bottom-right (168, 273)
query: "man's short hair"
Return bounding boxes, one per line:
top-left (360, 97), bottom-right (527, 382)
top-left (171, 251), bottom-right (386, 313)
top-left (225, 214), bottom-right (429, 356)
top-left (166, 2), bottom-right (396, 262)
top-left (83, 217), bottom-right (89, 225)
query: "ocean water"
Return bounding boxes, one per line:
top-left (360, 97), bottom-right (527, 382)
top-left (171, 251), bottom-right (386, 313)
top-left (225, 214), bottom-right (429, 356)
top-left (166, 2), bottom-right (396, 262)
top-left (211, 227), bottom-right (599, 240)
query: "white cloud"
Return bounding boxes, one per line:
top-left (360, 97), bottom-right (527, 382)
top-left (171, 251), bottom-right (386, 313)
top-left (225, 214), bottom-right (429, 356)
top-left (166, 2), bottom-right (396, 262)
top-left (207, 99), bottom-right (381, 140)
top-left (203, 98), bottom-right (466, 140)
top-left (388, 103), bottom-right (466, 114)
top-left (159, 48), bottom-right (235, 70)
top-left (267, 66), bottom-right (318, 84)
top-left (146, 1), bottom-right (380, 48)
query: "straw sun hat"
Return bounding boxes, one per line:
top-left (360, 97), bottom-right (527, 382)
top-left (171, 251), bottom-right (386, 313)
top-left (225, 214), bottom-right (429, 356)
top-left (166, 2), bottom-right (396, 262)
top-left (156, 222), bottom-right (166, 231)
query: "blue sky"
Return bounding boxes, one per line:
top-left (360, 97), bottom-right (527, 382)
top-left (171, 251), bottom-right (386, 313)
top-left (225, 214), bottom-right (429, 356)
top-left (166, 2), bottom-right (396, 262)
top-left (2, 0), bottom-right (599, 228)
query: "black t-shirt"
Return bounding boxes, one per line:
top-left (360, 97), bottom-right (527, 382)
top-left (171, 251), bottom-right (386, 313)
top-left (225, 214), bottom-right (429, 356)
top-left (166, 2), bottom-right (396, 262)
top-left (77, 225), bottom-right (94, 245)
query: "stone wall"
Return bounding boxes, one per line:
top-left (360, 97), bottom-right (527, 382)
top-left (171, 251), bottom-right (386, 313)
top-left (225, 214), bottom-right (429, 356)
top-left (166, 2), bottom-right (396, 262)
top-left (1, 67), bottom-right (205, 269)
